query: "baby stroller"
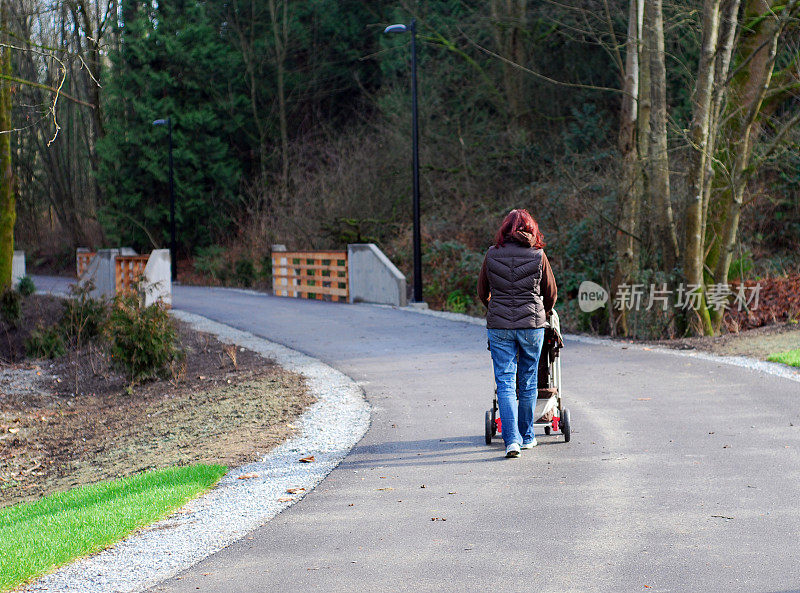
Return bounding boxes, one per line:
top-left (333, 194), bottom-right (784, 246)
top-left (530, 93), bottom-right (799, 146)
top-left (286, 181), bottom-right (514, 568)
top-left (484, 310), bottom-right (570, 445)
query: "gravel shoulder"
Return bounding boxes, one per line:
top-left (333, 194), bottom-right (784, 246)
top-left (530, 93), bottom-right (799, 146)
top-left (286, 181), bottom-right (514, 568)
top-left (20, 310), bottom-right (370, 593)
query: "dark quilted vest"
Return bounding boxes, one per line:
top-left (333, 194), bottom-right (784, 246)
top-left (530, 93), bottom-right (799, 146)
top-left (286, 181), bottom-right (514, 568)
top-left (485, 242), bottom-right (546, 329)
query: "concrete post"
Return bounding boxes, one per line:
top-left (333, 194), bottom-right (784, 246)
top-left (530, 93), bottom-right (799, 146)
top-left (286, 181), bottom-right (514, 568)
top-left (82, 249), bottom-right (119, 300)
top-left (141, 249), bottom-right (172, 307)
top-left (271, 245), bottom-right (289, 297)
top-left (11, 251), bottom-right (25, 287)
top-left (347, 244), bottom-right (407, 307)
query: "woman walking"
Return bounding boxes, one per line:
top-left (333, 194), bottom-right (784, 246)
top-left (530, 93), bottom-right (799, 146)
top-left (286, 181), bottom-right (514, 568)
top-left (478, 209), bottom-right (557, 458)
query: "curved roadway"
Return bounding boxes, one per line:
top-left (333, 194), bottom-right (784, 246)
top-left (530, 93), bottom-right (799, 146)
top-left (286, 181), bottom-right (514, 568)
top-left (36, 280), bottom-right (800, 592)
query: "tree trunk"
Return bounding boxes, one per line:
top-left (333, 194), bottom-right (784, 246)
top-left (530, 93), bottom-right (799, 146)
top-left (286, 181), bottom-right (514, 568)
top-left (637, 0), bottom-right (653, 268)
top-left (612, 0), bottom-right (642, 336)
top-left (0, 0), bottom-right (15, 289)
top-left (229, 0), bottom-right (269, 182)
top-left (70, 0), bottom-right (106, 241)
top-left (269, 0), bottom-right (289, 203)
top-left (637, 0), bottom-right (651, 172)
top-left (490, 0), bottom-right (529, 128)
top-left (683, 0), bottom-right (723, 335)
top-left (701, 0), bottom-right (741, 251)
top-left (647, 0), bottom-right (679, 272)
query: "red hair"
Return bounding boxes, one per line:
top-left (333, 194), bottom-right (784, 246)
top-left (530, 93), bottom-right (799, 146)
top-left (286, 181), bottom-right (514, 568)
top-left (494, 209), bottom-right (545, 248)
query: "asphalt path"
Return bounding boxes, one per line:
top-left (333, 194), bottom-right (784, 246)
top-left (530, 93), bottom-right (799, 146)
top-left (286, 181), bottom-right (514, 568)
top-left (31, 279), bottom-right (800, 592)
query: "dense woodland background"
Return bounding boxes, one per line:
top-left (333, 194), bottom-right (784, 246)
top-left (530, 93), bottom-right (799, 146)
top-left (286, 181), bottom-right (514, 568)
top-left (2, 0), bottom-right (799, 337)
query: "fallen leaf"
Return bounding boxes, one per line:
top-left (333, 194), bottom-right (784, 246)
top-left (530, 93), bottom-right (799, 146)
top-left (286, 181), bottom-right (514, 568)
top-left (376, 487), bottom-right (394, 491)
top-left (299, 455), bottom-right (315, 463)
top-left (636, 398), bottom-right (651, 401)
top-left (420, 484), bottom-right (426, 489)
top-left (286, 487), bottom-right (306, 494)
top-left (238, 473), bottom-right (259, 480)
top-left (277, 496), bottom-right (293, 502)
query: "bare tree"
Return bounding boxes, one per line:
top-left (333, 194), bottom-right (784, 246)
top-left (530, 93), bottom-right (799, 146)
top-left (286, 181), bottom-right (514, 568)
top-left (612, 0), bottom-right (643, 335)
top-left (646, 0), bottom-right (679, 273)
top-left (708, 0), bottom-right (800, 329)
top-left (490, 0), bottom-right (530, 128)
top-left (227, 0), bottom-right (270, 181)
top-left (268, 0), bottom-right (289, 203)
top-left (8, 0), bottom-right (109, 250)
top-left (682, 0), bottom-right (724, 334)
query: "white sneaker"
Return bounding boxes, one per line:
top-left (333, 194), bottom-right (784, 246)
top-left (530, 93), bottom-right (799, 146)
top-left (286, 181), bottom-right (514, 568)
top-left (505, 443), bottom-right (521, 457)
top-left (521, 439), bottom-right (538, 449)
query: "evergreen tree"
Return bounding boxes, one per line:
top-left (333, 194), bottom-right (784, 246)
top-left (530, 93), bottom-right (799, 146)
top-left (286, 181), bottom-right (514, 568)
top-left (98, 0), bottom-right (245, 253)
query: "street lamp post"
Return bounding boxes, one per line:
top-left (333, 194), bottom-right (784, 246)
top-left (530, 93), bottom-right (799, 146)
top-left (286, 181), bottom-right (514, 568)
top-left (384, 19), bottom-right (422, 303)
top-left (153, 118), bottom-right (177, 281)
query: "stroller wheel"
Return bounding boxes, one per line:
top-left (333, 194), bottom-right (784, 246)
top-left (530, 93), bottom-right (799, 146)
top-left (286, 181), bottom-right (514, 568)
top-left (485, 410), bottom-right (493, 445)
top-left (544, 425), bottom-right (551, 435)
top-left (561, 408), bottom-right (572, 442)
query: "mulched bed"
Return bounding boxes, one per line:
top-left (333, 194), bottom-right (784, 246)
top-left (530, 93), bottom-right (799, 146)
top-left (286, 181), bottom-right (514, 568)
top-left (1, 294), bottom-right (64, 364)
top-left (0, 295), bottom-right (314, 508)
top-left (725, 276), bottom-right (800, 331)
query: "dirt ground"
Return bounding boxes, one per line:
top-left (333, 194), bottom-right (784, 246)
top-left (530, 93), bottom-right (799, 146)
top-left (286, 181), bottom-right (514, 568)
top-left (0, 299), bottom-right (314, 508)
top-left (1, 294), bottom-right (65, 363)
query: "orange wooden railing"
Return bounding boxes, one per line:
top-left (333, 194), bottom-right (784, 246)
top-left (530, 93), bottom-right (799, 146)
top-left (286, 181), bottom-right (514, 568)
top-left (76, 251), bottom-right (96, 277)
top-left (272, 251), bottom-right (348, 302)
top-left (115, 255), bottom-right (150, 294)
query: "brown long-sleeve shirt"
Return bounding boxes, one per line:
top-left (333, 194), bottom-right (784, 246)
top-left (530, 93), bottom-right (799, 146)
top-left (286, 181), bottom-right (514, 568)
top-left (477, 250), bottom-right (557, 312)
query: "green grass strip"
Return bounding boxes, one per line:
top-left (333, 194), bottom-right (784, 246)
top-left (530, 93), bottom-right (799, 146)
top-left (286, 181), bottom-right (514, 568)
top-left (0, 464), bottom-right (227, 592)
top-left (767, 348), bottom-right (800, 368)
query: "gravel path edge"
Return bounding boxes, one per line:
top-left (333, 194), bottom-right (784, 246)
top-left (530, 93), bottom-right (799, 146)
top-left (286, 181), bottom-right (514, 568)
top-left (21, 310), bottom-right (371, 593)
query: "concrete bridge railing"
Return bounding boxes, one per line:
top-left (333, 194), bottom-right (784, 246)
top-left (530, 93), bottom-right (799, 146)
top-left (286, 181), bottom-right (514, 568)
top-left (347, 243), bottom-right (407, 307)
top-left (271, 243), bottom-right (407, 308)
top-left (78, 248), bottom-right (171, 307)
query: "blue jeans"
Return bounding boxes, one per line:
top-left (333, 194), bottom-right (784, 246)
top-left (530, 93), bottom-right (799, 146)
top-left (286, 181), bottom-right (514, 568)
top-left (488, 328), bottom-right (545, 447)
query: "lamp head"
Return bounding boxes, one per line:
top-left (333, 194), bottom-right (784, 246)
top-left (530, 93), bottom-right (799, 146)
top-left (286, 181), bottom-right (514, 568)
top-left (383, 23), bottom-right (408, 34)
top-left (153, 119), bottom-right (168, 126)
